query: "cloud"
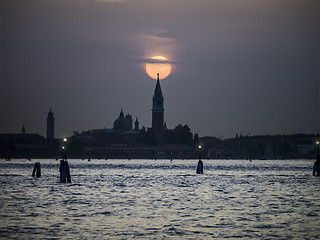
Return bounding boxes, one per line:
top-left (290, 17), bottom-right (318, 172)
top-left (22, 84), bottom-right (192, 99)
top-left (135, 58), bottom-right (177, 64)
top-left (141, 33), bottom-right (177, 54)
top-left (128, 31), bottom-right (183, 63)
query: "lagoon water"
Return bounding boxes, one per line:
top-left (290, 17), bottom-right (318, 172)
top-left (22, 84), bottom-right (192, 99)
top-left (1, 159), bottom-right (320, 239)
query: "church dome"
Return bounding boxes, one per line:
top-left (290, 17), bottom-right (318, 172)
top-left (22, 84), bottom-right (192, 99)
top-left (113, 110), bottom-right (132, 132)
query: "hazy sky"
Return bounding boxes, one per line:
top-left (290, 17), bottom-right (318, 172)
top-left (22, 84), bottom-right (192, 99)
top-left (1, 0), bottom-right (319, 138)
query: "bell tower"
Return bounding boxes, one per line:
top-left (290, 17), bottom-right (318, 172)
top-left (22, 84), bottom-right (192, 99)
top-left (135, 118), bottom-right (139, 131)
top-left (152, 73), bottom-right (164, 144)
top-left (47, 108), bottom-right (54, 139)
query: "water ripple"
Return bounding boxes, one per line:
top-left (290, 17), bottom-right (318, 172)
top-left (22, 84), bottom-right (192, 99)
top-left (0, 159), bottom-right (319, 239)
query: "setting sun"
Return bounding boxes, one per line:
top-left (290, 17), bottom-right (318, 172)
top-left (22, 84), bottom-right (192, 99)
top-left (146, 56), bottom-right (172, 80)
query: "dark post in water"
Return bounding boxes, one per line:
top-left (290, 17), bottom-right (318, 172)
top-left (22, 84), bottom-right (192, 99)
top-left (60, 157), bottom-right (71, 183)
top-left (32, 162), bottom-right (41, 177)
top-left (196, 145), bottom-right (204, 174)
top-left (313, 142), bottom-right (320, 176)
top-left (196, 159), bottom-right (204, 174)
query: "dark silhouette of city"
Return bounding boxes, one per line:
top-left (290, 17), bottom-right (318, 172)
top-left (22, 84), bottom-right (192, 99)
top-left (0, 73), bottom-right (318, 160)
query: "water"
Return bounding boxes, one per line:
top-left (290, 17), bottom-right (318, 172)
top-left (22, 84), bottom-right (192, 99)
top-left (1, 159), bottom-right (319, 239)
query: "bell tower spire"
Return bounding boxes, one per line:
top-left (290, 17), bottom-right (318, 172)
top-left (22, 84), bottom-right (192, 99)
top-left (47, 108), bottom-right (54, 139)
top-left (152, 73), bottom-right (164, 145)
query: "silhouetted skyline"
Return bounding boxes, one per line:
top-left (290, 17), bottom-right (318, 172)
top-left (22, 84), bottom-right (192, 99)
top-left (1, 0), bottom-right (319, 138)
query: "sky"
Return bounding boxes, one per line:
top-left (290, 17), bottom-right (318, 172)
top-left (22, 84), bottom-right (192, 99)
top-left (1, 0), bottom-right (319, 139)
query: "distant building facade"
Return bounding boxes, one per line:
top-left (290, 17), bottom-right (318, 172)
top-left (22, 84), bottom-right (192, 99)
top-left (200, 134), bottom-right (319, 159)
top-left (0, 132), bottom-right (59, 158)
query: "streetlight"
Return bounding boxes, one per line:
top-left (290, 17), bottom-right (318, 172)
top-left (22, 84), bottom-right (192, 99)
top-left (62, 138), bottom-right (67, 150)
top-left (61, 138), bottom-right (68, 159)
top-left (198, 145), bottom-right (202, 160)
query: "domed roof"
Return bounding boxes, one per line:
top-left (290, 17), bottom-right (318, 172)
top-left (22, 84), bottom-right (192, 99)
top-left (113, 109), bottom-right (132, 132)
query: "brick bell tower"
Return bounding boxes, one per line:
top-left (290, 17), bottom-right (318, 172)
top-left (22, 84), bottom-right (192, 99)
top-left (152, 73), bottom-right (164, 145)
top-left (47, 108), bottom-right (55, 139)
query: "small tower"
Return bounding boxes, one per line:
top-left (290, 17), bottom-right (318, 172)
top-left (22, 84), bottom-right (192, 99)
top-left (47, 108), bottom-right (54, 139)
top-left (135, 118), bottom-right (139, 131)
top-left (119, 109), bottom-right (124, 119)
top-left (21, 124), bottom-right (26, 134)
top-left (152, 73), bottom-right (164, 144)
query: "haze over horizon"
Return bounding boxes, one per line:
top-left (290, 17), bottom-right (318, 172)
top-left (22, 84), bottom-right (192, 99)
top-left (1, 0), bottom-right (319, 139)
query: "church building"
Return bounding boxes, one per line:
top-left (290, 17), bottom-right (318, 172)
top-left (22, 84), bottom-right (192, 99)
top-left (113, 109), bottom-right (133, 132)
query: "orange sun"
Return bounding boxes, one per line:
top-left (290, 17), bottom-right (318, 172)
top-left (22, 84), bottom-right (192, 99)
top-left (146, 56), bottom-right (172, 80)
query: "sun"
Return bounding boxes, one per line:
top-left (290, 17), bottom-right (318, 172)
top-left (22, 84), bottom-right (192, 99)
top-left (146, 56), bottom-right (172, 80)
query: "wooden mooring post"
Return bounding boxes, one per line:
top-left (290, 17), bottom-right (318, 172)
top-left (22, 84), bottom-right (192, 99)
top-left (313, 148), bottom-right (320, 176)
top-left (32, 162), bottom-right (41, 177)
top-left (196, 159), bottom-right (203, 174)
top-left (59, 159), bottom-right (71, 183)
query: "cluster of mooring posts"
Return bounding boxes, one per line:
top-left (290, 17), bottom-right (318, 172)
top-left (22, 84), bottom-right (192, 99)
top-left (60, 155), bottom-right (71, 183)
top-left (31, 156), bottom-right (71, 183)
top-left (32, 162), bottom-right (41, 177)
